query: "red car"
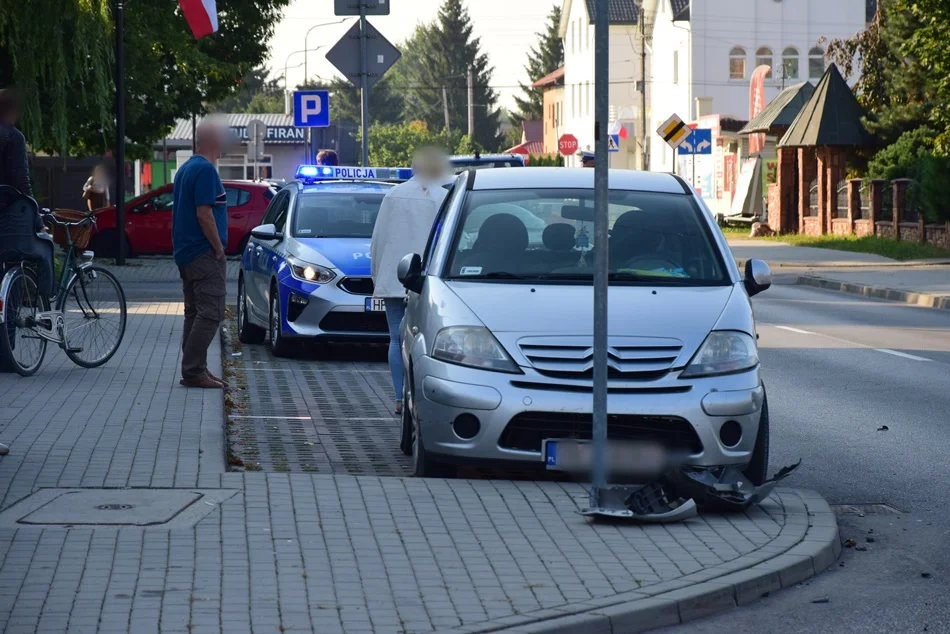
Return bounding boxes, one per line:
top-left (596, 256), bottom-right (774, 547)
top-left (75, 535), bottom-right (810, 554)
top-left (89, 181), bottom-right (277, 258)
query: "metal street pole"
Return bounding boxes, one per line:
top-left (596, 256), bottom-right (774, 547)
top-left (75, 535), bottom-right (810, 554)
top-left (304, 20), bottom-right (346, 86)
top-left (639, 2), bottom-right (648, 171)
top-left (359, 5), bottom-right (370, 167)
top-left (115, 0), bottom-right (126, 265)
top-left (442, 86), bottom-right (451, 133)
top-left (590, 0), bottom-right (609, 509)
top-left (467, 66), bottom-right (475, 138)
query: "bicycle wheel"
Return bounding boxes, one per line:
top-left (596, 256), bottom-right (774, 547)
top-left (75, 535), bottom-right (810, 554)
top-left (61, 265), bottom-right (127, 368)
top-left (0, 267), bottom-right (49, 376)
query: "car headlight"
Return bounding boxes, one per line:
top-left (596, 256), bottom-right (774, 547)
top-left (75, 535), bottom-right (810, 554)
top-left (680, 331), bottom-right (758, 378)
top-left (432, 326), bottom-right (520, 373)
top-left (287, 257), bottom-right (335, 283)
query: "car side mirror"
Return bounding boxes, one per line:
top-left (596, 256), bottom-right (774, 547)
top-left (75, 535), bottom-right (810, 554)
top-left (397, 253), bottom-right (424, 294)
top-left (744, 259), bottom-right (772, 297)
top-left (250, 223), bottom-right (282, 241)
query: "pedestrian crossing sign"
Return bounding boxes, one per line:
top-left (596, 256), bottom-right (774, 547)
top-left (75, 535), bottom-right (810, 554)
top-left (608, 134), bottom-right (620, 152)
top-left (657, 113), bottom-right (692, 149)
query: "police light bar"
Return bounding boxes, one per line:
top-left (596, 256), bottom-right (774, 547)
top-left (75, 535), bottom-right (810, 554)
top-left (295, 165), bottom-right (413, 182)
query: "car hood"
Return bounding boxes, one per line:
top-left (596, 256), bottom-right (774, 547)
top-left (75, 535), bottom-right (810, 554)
top-left (446, 282), bottom-right (736, 357)
top-left (295, 237), bottom-right (372, 276)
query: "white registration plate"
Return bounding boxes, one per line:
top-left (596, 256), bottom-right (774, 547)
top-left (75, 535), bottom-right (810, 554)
top-left (543, 439), bottom-right (666, 478)
top-left (365, 298), bottom-right (386, 312)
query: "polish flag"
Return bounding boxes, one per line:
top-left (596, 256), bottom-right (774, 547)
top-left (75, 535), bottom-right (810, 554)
top-left (179, 0), bottom-right (219, 39)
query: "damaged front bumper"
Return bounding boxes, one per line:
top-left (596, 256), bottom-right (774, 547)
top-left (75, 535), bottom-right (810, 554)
top-left (581, 461), bottom-right (801, 522)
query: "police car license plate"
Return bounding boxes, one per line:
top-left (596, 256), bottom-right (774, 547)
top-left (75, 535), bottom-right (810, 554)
top-left (543, 439), bottom-right (666, 477)
top-left (365, 298), bottom-right (386, 312)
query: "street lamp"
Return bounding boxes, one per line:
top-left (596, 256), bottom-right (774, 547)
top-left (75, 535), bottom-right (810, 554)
top-left (304, 19), bottom-right (347, 85)
top-left (284, 47), bottom-right (325, 92)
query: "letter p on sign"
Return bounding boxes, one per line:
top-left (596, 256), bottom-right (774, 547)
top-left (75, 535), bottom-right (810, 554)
top-left (293, 90), bottom-right (330, 128)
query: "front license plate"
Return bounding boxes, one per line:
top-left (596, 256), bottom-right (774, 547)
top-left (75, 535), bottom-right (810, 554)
top-left (365, 297), bottom-right (386, 312)
top-left (543, 439), bottom-right (666, 478)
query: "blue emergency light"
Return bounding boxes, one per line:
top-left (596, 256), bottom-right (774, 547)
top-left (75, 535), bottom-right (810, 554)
top-left (295, 165), bottom-right (413, 183)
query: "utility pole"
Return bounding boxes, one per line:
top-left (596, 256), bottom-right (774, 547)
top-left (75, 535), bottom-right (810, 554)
top-left (467, 66), bottom-right (475, 138)
top-left (590, 0), bottom-right (609, 510)
top-left (639, 2), bottom-right (648, 171)
top-left (442, 86), bottom-right (451, 133)
top-left (359, 5), bottom-right (370, 167)
top-left (114, 0), bottom-right (126, 265)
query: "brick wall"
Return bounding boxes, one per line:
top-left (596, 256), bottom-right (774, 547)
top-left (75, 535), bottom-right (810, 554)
top-left (803, 216), bottom-right (822, 237)
top-left (854, 219), bottom-right (874, 237)
top-left (831, 219), bottom-right (852, 236)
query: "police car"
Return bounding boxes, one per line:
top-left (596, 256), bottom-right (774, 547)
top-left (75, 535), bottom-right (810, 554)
top-left (237, 165), bottom-right (412, 355)
top-left (450, 152), bottom-right (525, 173)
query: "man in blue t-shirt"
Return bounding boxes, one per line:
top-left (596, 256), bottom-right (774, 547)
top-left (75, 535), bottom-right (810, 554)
top-left (172, 121), bottom-right (229, 389)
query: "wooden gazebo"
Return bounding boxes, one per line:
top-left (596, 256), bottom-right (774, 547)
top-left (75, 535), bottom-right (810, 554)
top-left (776, 64), bottom-right (876, 235)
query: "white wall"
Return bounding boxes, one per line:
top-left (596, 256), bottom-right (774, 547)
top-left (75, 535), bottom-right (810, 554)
top-left (650, 0), bottom-right (867, 172)
top-left (649, 0), bottom-right (691, 172)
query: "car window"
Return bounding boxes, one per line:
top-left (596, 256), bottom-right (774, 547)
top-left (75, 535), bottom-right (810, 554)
top-left (262, 191), bottom-right (290, 231)
top-left (422, 180), bottom-right (464, 271)
top-left (451, 159), bottom-right (523, 174)
top-left (226, 187), bottom-right (251, 207)
top-left (445, 188), bottom-right (728, 286)
top-left (292, 192), bottom-right (384, 238)
top-left (150, 191), bottom-right (174, 211)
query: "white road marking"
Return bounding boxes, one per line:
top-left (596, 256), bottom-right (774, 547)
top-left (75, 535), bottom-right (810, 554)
top-left (774, 326), bottom-right (814, 335)
top-left (874, 349), bottom-right (931, 362)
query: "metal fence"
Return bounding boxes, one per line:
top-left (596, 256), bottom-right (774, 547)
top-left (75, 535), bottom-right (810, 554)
top-left (835, 180), bottom-right (849, 219)
top-left (880, 181), bottom-right (893, 221)
top-left (904, 180), bottom-right (924, 224)
top-left (808, 179), bottom-right (818, 216)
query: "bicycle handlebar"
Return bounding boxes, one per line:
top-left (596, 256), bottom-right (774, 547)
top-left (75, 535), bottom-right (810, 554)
top-left (40, 209), bottom-right (97, 228)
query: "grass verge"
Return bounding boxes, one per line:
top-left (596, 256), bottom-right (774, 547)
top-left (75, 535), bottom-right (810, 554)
top-left (719, 225), bottom-right (950, 261)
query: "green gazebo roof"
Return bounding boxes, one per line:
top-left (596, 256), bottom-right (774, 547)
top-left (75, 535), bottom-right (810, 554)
top-left (739, 81), bottom-right (815, 136)
top-left (778, 64), bottom-right (875, 148)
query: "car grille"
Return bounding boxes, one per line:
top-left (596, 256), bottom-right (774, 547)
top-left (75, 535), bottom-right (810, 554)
top-left (498, 412), bottom-right (703, 454)
top-left (518, 336), bottom-right (683, 380)
top-left (338, 277), bottom-right (374, 295)
top-left (318, 311), bottom-right (388, 333)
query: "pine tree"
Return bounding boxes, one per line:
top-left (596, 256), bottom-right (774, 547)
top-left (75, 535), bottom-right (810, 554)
top-left (392, 0), bottom-right (501, 150)
top-left (511, 4), bottom-right (563, 128)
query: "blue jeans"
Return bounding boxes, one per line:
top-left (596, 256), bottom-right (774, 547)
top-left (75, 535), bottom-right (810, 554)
top-left (384, 298), bottom-right (406, 400)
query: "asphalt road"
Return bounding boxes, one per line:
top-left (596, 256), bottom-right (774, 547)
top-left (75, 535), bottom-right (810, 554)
top-left (664, 283), bottom-right (950, 634)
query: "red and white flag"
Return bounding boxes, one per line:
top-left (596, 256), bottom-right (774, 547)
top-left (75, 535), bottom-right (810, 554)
top-left (179, 0), bottom-right (218, 39)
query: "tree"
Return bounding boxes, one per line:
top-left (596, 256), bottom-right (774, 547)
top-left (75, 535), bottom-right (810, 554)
top-left (511, 4), bottom-right (563, 129)
top-left (299, 76), bottom-right (403, 126)
top-left (392, 0), bottom-right (502, 150)
top-left (0, 0), bottom-right (113, 153)
top-left (356, 120), bottom-right (461, 167)
top-left (213, 66), bottom-right (283, 113)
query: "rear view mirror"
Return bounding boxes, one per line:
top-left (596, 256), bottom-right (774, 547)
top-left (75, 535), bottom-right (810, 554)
top-left (744, 259), bottom-right (772, 296)
top-left (561, 205), bottom-right (594, 222)
top-left (250, 223), bottom-right (282, 241)
top-left (397, 253), bottom-right (424, 294)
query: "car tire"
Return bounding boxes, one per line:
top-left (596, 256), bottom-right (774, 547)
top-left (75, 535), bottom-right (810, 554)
top-left (400, 376), bottom-right (413, 456)
top-left (268, 285), bottom-right (293, 357)
top-left (237, 275), bottom-right (265, 344)
top-left (744, 388), bottom-right (770, 486)
top-left (89, 229), bottom-right (131, 260)
top-left (411, 409), bottom-right (454, 478)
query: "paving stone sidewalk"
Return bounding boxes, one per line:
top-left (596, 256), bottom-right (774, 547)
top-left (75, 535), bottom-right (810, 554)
top-left (97, 257), bottom-right (240, 283)
top-left (0, 300), bottom-right (840, 634)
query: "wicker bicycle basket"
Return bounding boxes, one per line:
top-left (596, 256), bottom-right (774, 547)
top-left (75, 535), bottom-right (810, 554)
top-left (51, 209), bottom-right (93, 251)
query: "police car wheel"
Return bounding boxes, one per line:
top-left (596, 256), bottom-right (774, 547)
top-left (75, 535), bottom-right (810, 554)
top-left (268, 287), bottom-right (293, 357)
top-left (237, 276), bottom-right (265, 344)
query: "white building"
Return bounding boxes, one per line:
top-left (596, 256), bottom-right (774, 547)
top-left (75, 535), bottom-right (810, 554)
top-left (646, 0), bottom-right (870, 173)
top-left (559, 0), bottom-right (646, 169)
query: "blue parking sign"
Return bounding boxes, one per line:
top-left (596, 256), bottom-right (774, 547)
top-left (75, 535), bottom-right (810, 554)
top-left (293, 90), bottom-right (330, 128)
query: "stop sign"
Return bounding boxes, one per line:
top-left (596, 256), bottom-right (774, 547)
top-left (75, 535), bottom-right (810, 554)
top-left (558, 134), bottom-right (579, 157)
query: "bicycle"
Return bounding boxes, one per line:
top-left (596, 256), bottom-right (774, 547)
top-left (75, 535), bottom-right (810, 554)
top-left (0, 208), bottom-right (127, 376)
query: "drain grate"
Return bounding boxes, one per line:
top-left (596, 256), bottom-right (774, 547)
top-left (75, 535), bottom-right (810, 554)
top-left (95, 503), bottom-right (134, 511)
top-left (832, 503), bottom-right (903, 516)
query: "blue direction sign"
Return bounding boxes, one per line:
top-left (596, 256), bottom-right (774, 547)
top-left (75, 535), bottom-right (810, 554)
top-left (293, 90), bottom-right (330, 128)
top-left (677, 128), bottom-right (712, 155)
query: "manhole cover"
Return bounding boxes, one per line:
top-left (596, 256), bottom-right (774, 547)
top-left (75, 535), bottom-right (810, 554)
top-left (18, 490), bottom-right (202, 526)
top-left (832, 503), bottom-right (903, 516)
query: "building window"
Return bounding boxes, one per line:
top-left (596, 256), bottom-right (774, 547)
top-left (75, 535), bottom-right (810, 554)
top-left (755, 47), bottom-right (773, 76)
top-left (729, 47), bottom-right (747, 80)
top-left (809, 46), bottom-right (826, 78)
top-left (218, 153), bottom-right (272, 180)
top-left (673, 51), bottom-right (679, 84)
top-left (782, 47), bottom-right (800, 80)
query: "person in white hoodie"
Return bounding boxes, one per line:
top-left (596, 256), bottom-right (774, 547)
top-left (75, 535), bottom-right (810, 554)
top-left (371, 146), bottom-right (454, 414)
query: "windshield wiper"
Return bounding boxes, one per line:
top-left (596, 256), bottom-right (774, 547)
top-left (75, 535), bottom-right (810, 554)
top-left (608, 272), bottom-right (693, 284)
top-left (453, 271), bottom-right (530, 280)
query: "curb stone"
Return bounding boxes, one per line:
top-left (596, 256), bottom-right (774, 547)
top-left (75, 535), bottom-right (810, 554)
top-left (450, 489), bottom-right (839, 634)
top-left (796, 275), bottom-right (950, 310)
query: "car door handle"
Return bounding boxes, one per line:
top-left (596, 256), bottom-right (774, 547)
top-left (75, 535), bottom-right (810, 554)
top-left (255, 247), bottom-right (262, 254)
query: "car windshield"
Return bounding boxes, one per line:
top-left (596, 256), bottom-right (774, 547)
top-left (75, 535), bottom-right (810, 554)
top-left (445, 188), bottom-right (728, 286)
top-left (293, 192), bottom-right (385, 238)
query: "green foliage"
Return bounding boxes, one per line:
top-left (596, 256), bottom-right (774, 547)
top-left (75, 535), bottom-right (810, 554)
top-left (391, 0), bottom-right (502, 150)
top-left (454, 134), bottom-right (484, 155)
top-left (299, 76), bottom-right (403, 126)
top-left (527, 154), bottom-right (563, 167)
top-left (0, 0), bottom-right (114, 154)
top-left (867, 128), bottom-right (950, 222)
top-left (244, 92), bottom-right (285, 115)
top-left (511, 4), bottom-right (563, 128)
top-left (866, 127), bottom-right (936, 182)
top-left (503, 126), bottom-right (522, 150)
top-left (213, 66), bottom-right (283, 113)
top-left (356, 121), bottom-right (460, 167)
top-left (897, 0), bottom-right (950, 153)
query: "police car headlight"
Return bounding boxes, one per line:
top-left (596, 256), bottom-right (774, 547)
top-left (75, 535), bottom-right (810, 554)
top-left (432, 326), bottom-right (520, 373)
top-left (680, 331), bottom-right (758, 378)
top-left (287, 257), bottom-right (335, 284)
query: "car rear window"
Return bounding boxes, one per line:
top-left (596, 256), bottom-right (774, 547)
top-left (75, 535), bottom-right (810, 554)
top-left (293, 192), bottom-right (385, 238)
top-left (451, 159), bottom-right (523, 173)
top-left (445, 188), bottom-right (728, 286)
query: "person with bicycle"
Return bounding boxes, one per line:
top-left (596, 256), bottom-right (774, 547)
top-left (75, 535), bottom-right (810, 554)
top-left (173, 119), bottom-right (230, 389)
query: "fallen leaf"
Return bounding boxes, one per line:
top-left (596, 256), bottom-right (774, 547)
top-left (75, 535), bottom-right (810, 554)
top-left (811, 597), bottom-right (830, 604)
top-left (877, 425), bottom-right (889, 431)
top-left (867, 537), bottom-right (876, 543)
top-left (844, 538), bottom-right (857, 548)
top-left (855, 546), bottom-right (868, 552)
top-left (922, 572), bottom-right (932, 579)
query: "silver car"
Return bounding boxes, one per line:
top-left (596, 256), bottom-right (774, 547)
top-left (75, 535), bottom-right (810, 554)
top-left (396, 167), bottom-right (773, 481)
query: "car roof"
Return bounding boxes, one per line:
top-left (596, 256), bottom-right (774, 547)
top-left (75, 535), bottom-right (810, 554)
top-left (222, 180), bottom-right (275, 188)
top-left (450, 153), bottom-right (523, 161)
top-left (470, 167), bottom-right (688, 194)
top-left (297, 180), bottom-right (395, 195)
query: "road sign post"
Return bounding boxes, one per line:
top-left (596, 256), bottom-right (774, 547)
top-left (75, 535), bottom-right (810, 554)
top-left (327, 9), bottom-right (401, 167)
top-left (676, 129), bottom-right (711, 191)
top-left (558, 134), bottom-right (578, 157)
top-left (246, 119), bottom-right (266, 181)
top-left (657, 113), bottom-right (693, 174)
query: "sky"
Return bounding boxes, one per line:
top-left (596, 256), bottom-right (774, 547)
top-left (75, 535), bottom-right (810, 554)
top-left (267, 0), bottom-right (557, 112)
